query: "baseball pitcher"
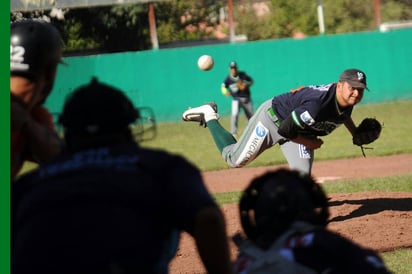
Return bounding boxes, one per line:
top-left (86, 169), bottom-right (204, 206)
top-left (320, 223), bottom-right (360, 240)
top-left (183, 68), bottom-right (381, 175)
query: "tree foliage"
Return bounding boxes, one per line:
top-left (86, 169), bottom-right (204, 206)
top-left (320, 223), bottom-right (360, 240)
top-left (236, 0), bottom-right (412, 40)
top-left (154, 0), bottom-right (225, 44)
top-left (10, 0), bottom-right (412, 53)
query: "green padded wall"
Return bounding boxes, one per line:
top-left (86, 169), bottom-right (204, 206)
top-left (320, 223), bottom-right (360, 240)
top-left (47, 28), bottom-right (412, 122)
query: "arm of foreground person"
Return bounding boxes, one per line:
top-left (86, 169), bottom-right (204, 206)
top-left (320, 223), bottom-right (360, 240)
top-left (193, 206), bottom-right (233, 274)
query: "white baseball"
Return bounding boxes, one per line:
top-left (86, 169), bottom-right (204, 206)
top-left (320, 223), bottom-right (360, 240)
top-left (197, 55), bottom-right (214, 71)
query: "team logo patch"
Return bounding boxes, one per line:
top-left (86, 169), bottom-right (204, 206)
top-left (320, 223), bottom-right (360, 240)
top-left (255, 124), bottom-right (267, 137)
top-left (357, 72), bottom-right (364, 81)
top-left (299, 144), bottom-right (311, 159)
top-left (300, 111), bottom-right (315, 126)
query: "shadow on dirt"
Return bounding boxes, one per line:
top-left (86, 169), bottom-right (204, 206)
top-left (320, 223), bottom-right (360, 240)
top-left (328, 197), bottom-right (412, 222)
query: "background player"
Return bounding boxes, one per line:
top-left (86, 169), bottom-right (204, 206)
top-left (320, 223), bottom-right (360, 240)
top-left (10, 19), bottom-right (65, 180)
top-left (12, 79), bottom-right (233, 274)
top-left (232, 168), bottom-right (390, 273)
top-left (183, 68), bottom-right (369, 175)
top-left (221, 61), bottom-right (254, 137)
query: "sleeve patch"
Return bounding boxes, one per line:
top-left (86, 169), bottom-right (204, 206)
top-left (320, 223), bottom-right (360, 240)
top-left (300, 111), bottom-right (315, 126)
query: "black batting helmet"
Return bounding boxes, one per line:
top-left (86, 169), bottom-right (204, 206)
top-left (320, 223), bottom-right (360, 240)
top-left (58, 77), bottom-right (139, 136)
top-left (239, 169), bottom-right (329, 249)
top-left (10, 20), bottom-right (64, 80)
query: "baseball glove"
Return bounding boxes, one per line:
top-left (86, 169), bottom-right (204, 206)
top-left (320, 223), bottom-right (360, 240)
top-left (237, 80), bottom-right (248, 91)
top-left (353, 118), bottom-right (382, 157)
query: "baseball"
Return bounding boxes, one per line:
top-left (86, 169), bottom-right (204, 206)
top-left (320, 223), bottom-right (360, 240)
top-left (197, 55), bottom-right (214, 71)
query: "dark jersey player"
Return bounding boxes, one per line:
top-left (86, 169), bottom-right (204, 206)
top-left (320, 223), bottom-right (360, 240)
top-left (12, 79), bottom-right (233, 274)
top-left (182, 68), bottom-right (368, 175)
top-left (221, 61), bottom-right (254, 136)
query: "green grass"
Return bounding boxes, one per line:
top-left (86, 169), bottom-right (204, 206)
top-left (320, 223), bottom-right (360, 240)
top-left (213, 174), bottom-right (412, 206)
top-left (21, 100), bottom-right (412, 174)
top-left (382, 249), bottom-right (412, 274)
top-left (321, 174), bottom-right (412, 193)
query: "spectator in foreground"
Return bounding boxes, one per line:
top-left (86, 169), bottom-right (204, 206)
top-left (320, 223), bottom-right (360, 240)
top-left (12, 78), bottom-right (233, 274)
top-left (232, 168), bottom-right (390, 274)
top-left (11, 19), bottom-right (65, 180)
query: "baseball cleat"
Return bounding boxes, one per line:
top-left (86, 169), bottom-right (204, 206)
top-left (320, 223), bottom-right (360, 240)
top-left (182, 103), bottom-right (219, 127)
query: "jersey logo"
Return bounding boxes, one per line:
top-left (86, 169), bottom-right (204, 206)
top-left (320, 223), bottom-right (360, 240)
top-left (229, 82), bottom-right (239, 93)
top-left (300, 111), bottom-right (315, 126)
top-left (307, 84), bottom-right (332, 91)
top-left (311, 121), bottom-right (341, 134)
top-left (10, 45), bottom-right (29, 71)
top-left (39, 148), bottom-right (140, 178)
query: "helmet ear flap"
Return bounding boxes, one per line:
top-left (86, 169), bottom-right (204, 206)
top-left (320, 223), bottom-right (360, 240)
top-left (305, 182), bottom-right (330, 226)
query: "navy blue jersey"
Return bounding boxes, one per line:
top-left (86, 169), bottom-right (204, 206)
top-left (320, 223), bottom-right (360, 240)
top-left (12, 144), bottom-right (216, 274)
top-left (223, 71), bottom-right (253, 98)
top-left (272, 83), bottom-right (353, 136)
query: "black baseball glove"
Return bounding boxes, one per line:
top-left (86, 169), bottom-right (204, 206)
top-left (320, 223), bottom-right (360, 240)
top-left (353, 118), bottom-right (382, 146)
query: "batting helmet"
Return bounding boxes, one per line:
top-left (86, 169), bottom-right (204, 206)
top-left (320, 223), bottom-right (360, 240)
top-left (59, 78), bottom-right (139, 137)
top-left (239, 169), bottom-right (329, 249)
top-left (10, 20), bottom-right (64, 80)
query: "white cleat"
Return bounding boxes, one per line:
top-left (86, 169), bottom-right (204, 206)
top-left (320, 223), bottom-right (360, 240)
top-left (182, 103), bottom-right (219, 127)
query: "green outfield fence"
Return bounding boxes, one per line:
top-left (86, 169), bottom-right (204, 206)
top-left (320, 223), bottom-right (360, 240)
top-left (47, 28), bottom-right (412, 122)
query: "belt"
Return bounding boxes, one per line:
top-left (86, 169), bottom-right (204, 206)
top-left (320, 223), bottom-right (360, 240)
top-left (268, 107), bottom-right (281, 127)
top-left (268, 107), bottom-right (289, 145)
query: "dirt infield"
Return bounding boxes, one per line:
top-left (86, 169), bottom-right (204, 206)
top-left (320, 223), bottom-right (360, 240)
top-left (169, 154), bottom-right (412, 273)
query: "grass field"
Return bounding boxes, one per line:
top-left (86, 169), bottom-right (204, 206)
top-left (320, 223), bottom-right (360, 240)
top-left (22, 100), bottom-right (412, 173)
top-left (213, 174), bottom-right (412, 205)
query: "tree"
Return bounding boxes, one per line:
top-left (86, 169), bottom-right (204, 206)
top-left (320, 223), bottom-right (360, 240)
top-left (235, 0), bottom-right (412, 40)
top-left (154, 0), bottom-right (226, 44)
top-left (10, 0), bottom-right (412, 53)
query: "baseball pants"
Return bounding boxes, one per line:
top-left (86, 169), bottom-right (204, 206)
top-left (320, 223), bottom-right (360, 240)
top-left (231, 97), bottom-right (253, 136)
top-left (206, 99), bottom-right (314, 174)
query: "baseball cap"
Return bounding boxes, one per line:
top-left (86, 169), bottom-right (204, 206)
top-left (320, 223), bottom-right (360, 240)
top-left (229, 61), bottom-right (238, 68)
top-left (339, 68), bottom-right (368, 90)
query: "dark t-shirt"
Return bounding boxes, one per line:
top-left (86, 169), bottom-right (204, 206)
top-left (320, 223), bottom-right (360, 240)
top-left (223, 71), bottom-right (253, 98)
top-left (12, 144), bottom-right (216, 274)
top-left (272, 83), bottom-right (353, 136)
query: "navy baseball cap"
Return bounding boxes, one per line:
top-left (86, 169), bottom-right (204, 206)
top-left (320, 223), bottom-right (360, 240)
top-left (229, 61), bottom-right (238, 68)
top-left (339, 68), bottom-right (368, 90)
